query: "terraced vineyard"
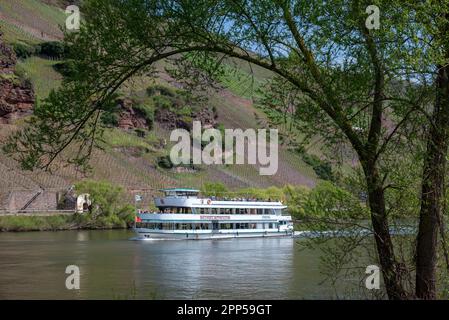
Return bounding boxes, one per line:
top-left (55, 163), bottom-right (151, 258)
top-left (0, 0), bottom-right (325, 210)
top-left (17, 56), bottom-right (62, 99)
top-left (0, 0), bottom-right (64, 41)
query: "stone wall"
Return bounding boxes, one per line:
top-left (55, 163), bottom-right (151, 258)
top-left (1, 190), bottom-right (60, 212)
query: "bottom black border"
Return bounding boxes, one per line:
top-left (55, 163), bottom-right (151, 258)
top-left (0, 300), bottom-right (445, 319)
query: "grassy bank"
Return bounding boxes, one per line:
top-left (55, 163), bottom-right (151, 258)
top-left (0, 214), bottom-right (131, 232)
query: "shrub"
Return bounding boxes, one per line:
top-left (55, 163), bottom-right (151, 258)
top-left (135, 128), bottom-right (146, 138)
top-left (152, 95), bottom-right (173, 110)
top-left (101, 112), bottom-right (119, 127)
top-left (282, 185), bottom-right (310, 218)
top-left (39, 41), bottom-right (66, 58)
top-left (157, 155), bottom-right (174, 169)
top-left (53, 60), bottom-right (76, 77)
top-left (202, 182), bottom-right (228, 197)
top-left (238, 186), bottom-right (285, 201)
top-left (12, 42), bottom-right (36, 59)
top-left (75, 180), bottom-right (135, 220)
top-left (302, 153), bottom-right (334, 181)
top-left (304, 181), bottom-right (368, 219)
top-left (147, 84), bottom-right (176, 97)
top-left (133, 104), bottom-right (154, 130)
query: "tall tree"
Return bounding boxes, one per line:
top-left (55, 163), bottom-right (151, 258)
top-left (416, 4), bottom-right (449, 299)
top-left (3, 0), bottom-right (447, 298)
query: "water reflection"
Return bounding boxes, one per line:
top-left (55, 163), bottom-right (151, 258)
top-left (0, 230), bottom-right (341, 299)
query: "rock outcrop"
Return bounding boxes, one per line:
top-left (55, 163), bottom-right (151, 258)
top-left (117, 98), bottom-right (149, 130)
top-left (154, 105), bottom-right (217, 131)
top-left (0, 31), bottom-right (35, 124)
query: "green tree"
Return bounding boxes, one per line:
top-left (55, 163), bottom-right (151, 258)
top-left (3, 0), bottom-right (449, 299)
top-left (305, 181), bottom-right (368, 220)
top-left (75, 180), bottom-right (135, 225)
top-left (201, 182), bottom-right (228, 198)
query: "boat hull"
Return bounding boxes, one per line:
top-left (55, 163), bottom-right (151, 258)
top-left (134, 229), bottom-right (292, 240)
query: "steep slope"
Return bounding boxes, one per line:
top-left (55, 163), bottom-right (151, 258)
top-left (0, 0), bottom-right (64, 42)
top-left (0, 0), bottom-right (319, 208)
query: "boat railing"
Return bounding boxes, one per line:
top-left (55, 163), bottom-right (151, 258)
top-left (157, 196), bottom-right (283, 203)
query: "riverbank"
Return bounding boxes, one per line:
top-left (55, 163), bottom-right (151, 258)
top-left (0, 214), bottom-right (131, 232)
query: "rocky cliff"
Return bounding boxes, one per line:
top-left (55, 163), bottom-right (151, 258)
top-left (0, 31), bottom-right (35, 124)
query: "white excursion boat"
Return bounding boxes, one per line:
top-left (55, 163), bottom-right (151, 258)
top-left (134, 188), bottom-right (294, 240)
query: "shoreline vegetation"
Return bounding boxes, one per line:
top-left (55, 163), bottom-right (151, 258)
top-left (0, 180), bottom-right (136, 232)
top-left (0, 214), bottom-right (131, 232)
top-left (2, 180), bottom-right (426, 233)
top-left (0, 181), bottom-right (369, 232)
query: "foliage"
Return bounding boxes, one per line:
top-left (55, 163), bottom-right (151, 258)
top-left (75, 180), bottom-right (135, 225)
top-left (236, 185), bottom-right (310, 217)
top-left (0, 213), bottom-right (130, 231)
top-left (100, 111), bottom-right (119, 127)
top-left (12, 42), bottom-right (36, 59)
top-left (15, 56), bottom-right (62, 100)
top-left (39, 41), bottom-right (66, 59)
top-left (146, 84), bottom-right (200, 122)
top-left (147, 84), bottom-right (176, 97)
top-left (135, 128), bottom-right (146, 138)
top-left (53, 60), bottom-right (77, 77)
top-left (0, 215), bottom-right (73, 231)
top-left (133, 104), bottom-right (154, 130)
top-left (157, 155), bottom-right (174, 169)
top-left (201, 182), bottom-right (228, 197)
top-left (3, 0), bottom-right (449, 299)
top-left (301, 153), bottom-right (334, 182)
top-left (304, 181), bottom-right (368, 219)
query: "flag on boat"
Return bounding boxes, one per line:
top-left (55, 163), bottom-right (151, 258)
top-left (135, 216), bottom-right (142, 223)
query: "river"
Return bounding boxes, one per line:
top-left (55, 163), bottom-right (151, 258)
top-left (0, 230), bottom-right (368, 299)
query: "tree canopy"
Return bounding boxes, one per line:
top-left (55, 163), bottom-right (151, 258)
top-left (3, 0), bottom-right (449, 299)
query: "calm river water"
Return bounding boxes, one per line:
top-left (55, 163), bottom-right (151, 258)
top-left (0, 230), bottom-right (366, 299)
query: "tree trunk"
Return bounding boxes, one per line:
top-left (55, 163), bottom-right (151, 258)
top-left (416, 61), bottom-right (449, 299)
top-left (363, 162), bottom-right (408, 299)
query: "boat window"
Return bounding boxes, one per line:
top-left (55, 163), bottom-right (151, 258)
top-left (269, 223), bottom-right (273, 229)
top-left (257, 209), bottom-right (264, 215)
top-left (220, 223), bottom-right (232, 230)
top-left (162, 223), bottom-right (171, 230)
top-left (250, 223), bottom-right (257, 229)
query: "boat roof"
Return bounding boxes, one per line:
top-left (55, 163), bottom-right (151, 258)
top-left (160, 188), bottom-right (200, 192)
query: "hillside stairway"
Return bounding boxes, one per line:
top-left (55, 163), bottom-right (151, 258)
top-left (20, 190), bottom-right (42, 212)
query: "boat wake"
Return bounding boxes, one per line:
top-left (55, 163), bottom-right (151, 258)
top-left (129, 236), bottom-right (182, 241)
